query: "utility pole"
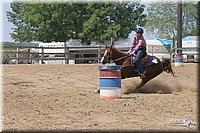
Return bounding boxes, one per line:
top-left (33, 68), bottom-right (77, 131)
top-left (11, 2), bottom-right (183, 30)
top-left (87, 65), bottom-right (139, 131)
top-left (177, 0), bottom-right (182, 54)
top-left (174, 0), bottom-right (183, 66)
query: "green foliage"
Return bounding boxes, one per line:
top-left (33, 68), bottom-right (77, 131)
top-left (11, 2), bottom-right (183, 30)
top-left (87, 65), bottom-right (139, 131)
top-left (182, 2), bottom-right (198, 36)
top-left (7, 2), bottom-right (147, 44)
top-left (145, 1), bottom-right (198, 39)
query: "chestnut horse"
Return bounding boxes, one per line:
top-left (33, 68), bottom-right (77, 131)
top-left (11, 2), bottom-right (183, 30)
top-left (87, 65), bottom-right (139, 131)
top-left (98, 43), bottom-right (175, 94)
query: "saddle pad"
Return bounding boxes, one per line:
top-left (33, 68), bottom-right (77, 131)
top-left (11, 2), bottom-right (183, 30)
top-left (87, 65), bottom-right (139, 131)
top-left (142, 55), bottom-right (159, 68)
top-left (122, 55), bottom-right (158, 68)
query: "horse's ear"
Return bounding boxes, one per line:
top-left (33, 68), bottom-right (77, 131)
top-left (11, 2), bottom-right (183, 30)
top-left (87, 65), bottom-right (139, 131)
top-left (111, 41), bottom-right (114, 47)
top-left (105, 44), bottom-right (108, 48)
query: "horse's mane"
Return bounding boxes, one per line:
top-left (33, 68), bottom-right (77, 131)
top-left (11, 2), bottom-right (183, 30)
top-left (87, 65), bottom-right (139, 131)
top-left (112, 46), bottom-right (127, 56)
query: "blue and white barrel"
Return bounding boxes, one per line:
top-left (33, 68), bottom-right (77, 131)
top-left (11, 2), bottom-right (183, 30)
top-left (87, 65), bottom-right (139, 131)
top-left (174, 54), bottom-right (183, 67)
top-left (98, 65), bottom-right (122, 99)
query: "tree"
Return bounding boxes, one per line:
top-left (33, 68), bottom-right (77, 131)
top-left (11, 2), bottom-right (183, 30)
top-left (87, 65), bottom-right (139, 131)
top-left (182, 3), bottom-right (198, 36)
top-left (7, 3), bottom-right (33, 42)
top-left (7, 2), bottom-right (147, 44)
top-left (145, 1), bottom-right (198, 39)
top-left (80, 2), bottom-right (147, 44)
top-left (7, 3), bottom-right (91, 43)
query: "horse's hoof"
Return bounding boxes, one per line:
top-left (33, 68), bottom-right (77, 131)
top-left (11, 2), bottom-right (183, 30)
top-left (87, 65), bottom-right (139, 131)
top-left (139, 73), bottom-right (146, 79)
top-left (94, 89), bottom-right (100, 93)
top-left (124, 90), bottom-right (133, 94)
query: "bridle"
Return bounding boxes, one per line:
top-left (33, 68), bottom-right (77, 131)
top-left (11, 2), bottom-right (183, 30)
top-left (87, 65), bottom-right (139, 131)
top-left (101, 46), bottom-right (133, 63)
top-left (101, 48), bottom-right (113, 64)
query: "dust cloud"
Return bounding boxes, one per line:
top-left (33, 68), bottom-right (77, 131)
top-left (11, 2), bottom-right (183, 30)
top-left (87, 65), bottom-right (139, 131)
top-left (122, 77), bottom-right (197, 94)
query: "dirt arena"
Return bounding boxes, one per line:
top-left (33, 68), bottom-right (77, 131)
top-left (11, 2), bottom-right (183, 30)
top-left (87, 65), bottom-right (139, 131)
top-left (2, 63), bottom-right (199, 131)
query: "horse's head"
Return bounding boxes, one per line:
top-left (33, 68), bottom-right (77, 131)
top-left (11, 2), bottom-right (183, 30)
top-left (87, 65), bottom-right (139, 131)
top-left (100, 43), bottom-right (114, 64)
top-left (100, 41), bottom-right (128, 64)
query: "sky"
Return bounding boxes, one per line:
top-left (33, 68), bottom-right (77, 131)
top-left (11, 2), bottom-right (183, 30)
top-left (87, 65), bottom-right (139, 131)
top-left (0, 0), bottom-right (13, 42)
top-left (1, 0), bottom-right (14, 42)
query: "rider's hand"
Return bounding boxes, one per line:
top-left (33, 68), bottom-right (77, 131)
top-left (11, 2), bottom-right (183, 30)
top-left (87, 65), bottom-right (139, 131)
top-left (125, 50), bottom-right (131, 54)
top-left (130, 51), bottom-right (135, 56)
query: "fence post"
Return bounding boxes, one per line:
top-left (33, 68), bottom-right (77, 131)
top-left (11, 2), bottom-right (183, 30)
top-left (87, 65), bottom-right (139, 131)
top-left (170, 37), bottom-right (175, 62)
top-left (170, 46), bottom-right (173, 62)
top-left (16, 47), bottom-right (19, 64)
top-left (98, 46), bottom-right (101, 63)
top-left (41, 47), bottom-right (44, 64)
top-left (28, 48), bottom-right (31, 64)
top-left (65, 46), bottom-right (69, 64)
top-left (64, 44), bottom-right (66, 64)
top-left (64, 44), bottom-right (69, 64)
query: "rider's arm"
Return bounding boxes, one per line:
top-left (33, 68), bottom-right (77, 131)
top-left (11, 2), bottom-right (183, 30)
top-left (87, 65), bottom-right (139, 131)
top-left (127, 37), bottom-right (136, 53)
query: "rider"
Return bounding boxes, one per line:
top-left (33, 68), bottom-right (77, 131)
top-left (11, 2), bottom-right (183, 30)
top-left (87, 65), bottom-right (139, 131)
top-left (126, 27), bottom-right (147, 78)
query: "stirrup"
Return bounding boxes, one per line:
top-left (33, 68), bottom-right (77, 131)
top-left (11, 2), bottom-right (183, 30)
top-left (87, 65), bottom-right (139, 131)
top-left (139, 73), bottom-right (145, 79)
top-left (137, 71), bottom-right (145, 79)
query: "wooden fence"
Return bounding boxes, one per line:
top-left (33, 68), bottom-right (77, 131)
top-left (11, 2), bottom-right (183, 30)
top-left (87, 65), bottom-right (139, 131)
top-left (1, 45), bottom-right (199, 64)
top-left (171, 47), bottom-right (200, 62)
top-left (1, 45), bottom-right (104, 64)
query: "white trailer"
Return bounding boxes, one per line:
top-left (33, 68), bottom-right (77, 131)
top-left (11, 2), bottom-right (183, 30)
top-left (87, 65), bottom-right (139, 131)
top-left (38, 42), bottom-right (66, 64)
top-left (38, 42), bottom-right (65, 54)
top-left (182, 39), bottom-right (199, 62)
top-left (146, 39), bottom-right (171, 60)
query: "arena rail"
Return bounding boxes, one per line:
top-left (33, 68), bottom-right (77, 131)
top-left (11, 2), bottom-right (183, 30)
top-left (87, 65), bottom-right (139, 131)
top-left (1, 45), bottom-right (105, 64)
top-left (1, 45), bottom-right (199, 64)
top-left (171, 47), bottom-right (200, 63)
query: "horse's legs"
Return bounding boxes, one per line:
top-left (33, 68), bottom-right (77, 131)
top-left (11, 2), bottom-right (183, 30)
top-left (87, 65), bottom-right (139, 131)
top-left (95, 88), bottom-right (100, 93)
top-left (135, 78), bottom-right (149, 89)
top-left (124, 63), bottom-right (163, 94)
top-left (124, 77), bottom-right (149, 94)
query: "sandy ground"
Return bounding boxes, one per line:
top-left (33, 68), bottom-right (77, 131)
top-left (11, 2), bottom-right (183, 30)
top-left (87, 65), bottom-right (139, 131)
top-left (1, 63), bottom-right (199, 131)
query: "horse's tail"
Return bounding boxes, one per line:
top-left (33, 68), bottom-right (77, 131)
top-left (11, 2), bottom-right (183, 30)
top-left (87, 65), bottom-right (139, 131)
top-left (162, 58), bottom-right (175, 76)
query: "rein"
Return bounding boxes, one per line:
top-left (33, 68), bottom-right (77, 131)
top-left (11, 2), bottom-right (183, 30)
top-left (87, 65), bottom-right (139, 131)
top-left (113, 55), bottom-right (130, 62)
top-left (113, 53), bottom-right (135, 62)
top-left (102, 46), bottom-right (136, 63)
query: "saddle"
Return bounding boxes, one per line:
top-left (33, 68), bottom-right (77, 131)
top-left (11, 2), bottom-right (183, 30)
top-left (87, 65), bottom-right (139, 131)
top-left (131, 52), bottom-right (148, 64)
top-left (130, 52), bottom-right (158, 68)
top-left (141, 52), bottom-right (148, 63)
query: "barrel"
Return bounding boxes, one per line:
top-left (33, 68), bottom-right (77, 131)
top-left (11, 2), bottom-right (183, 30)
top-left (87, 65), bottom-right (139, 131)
top-left (98, 65), bottom-right (122, 99)
top-left (174, 54), bottom-right (183, 67)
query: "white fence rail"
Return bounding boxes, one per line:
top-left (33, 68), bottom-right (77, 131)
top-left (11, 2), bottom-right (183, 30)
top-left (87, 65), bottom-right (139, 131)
top-left (1, 45), bottom-right (199, 64)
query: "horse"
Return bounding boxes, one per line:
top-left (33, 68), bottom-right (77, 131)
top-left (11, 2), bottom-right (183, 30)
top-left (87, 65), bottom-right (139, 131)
top-left (98, 42), bottom-right (175, 94)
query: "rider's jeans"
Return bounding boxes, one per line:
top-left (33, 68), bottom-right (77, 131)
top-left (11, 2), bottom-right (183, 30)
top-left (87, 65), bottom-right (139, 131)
top-left (135, 48), bottom-right (146, 74)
